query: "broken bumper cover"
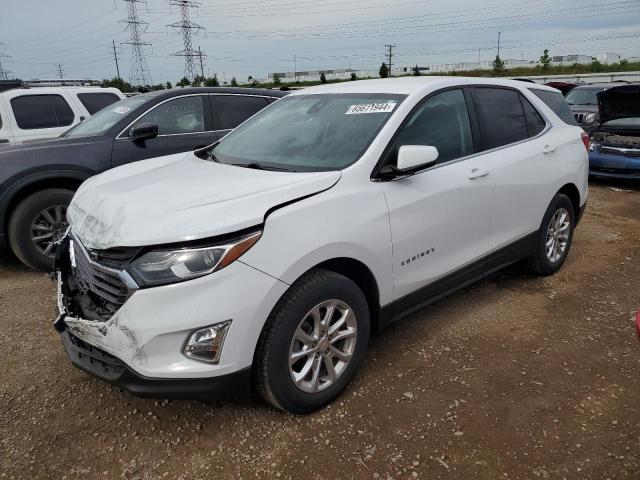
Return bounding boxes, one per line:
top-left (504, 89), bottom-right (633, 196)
top-left (60, 330), bottom-right (251, 400)
top-left (54, 236), bottom-right (290, 399)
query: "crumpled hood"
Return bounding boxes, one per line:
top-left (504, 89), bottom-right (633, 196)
top-left (598, 84), bottom-right (640, 124)
top-left (68, 152), bottom-right (341, 249)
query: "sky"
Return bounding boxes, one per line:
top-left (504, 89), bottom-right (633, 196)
top-left (1, 0), bottom-right (639, 84)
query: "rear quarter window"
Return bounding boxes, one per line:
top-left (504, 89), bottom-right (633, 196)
top-left (77, 92), bottom-right (121, 114)
top-left (529, 89), bottom-right (578, 126)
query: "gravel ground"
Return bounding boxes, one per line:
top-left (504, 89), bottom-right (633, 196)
top-left (1, 183), bottom-right (639, 480)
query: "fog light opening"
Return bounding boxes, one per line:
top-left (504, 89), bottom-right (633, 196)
top-left (183, 321), bottom-right (232, 364)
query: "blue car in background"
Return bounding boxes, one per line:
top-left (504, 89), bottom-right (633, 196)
top-left (588, 84), bottom-right (640, 180)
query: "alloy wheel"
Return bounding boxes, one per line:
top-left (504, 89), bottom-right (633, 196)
top-left (288, 299), bottom-right (357, 393)
top-left (30, 205), bottom-right (68, 258)
top-left (546, 207), bottom-right (570, 263)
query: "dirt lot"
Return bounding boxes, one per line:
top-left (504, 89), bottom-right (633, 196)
top-left (1, 183), bottom-right (639, 480)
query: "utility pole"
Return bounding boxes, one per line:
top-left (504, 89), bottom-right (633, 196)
top-left (56, 64), bottom-right (64, 80)
top-left (385, 44), bottom-right (396, 78)
top-left (497, 31), bottom-right (502, 58)
top-left (112, 39), bottom-right (121, 78)
top-left (120, 0), bottom-right (152, 86)
top-left (198, 45), bottom-right (204, 79)
top-left (168, 0), bottom-right (205, 82)
top-left (294, 55), bottom-right (296, 82)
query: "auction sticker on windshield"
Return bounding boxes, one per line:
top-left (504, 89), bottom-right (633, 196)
top-left (345, 102), bottom-right (396, 115)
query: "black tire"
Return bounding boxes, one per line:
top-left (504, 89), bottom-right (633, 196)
top-left (529, 193), bottom-right (575, 276)
top-left (8, 188), bottom-right (75, 271)
top-left (256, 269), bottom-right (370, 414)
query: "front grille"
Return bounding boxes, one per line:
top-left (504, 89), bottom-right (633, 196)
top-left (574, 113), bottom-right (584, 124)
top-left (70, 236), bottom-right (139, 311)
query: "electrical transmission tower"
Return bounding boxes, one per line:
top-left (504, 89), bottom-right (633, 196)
top-left (168, 1), bottom-right (205, 81)
top-left (120, 0), bottom-right (152, 86)
top-left (0, 43), bottom-right (12, 80)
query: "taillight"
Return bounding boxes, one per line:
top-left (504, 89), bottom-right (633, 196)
top-left (581, 131), bottom-right (590, 151)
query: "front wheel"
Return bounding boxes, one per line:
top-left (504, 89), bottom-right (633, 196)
top-left (256, 269), bottom-right (370, 413)
top-left (529, 193), bottom-right (575, 276)
top-left (8, 188), bottom-right (75, 271)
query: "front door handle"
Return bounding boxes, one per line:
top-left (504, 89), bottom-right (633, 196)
top-left (469, 168), bottom-right (489, 180)
top-left (543, 144), bottom-right (557, 154)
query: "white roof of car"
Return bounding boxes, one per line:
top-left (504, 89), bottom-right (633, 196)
top-left (289, 76), bottom-right (559, 96)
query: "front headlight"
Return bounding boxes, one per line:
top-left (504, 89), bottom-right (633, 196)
top-left (126, 230), bottom-right (261, 287)
top-left (583, 113), bottom-right (598, 125)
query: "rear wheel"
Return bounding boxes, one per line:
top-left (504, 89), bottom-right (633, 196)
top-left (8, 188), bottom-right (74, 271)
top-left (256, 269), bottom-right (370, 414)
top-left (529, 193), bottom-right (575, 276)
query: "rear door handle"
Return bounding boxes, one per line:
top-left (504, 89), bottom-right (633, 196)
top-left (0, 138), bottom-right (9, 144)
top-left (543, 144), bottom-right (557, 154)
top-left (468, 168), bottom-right (489, 179)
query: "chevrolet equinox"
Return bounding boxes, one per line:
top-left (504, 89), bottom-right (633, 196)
top-left (54, 78), bottom-right (588, 413)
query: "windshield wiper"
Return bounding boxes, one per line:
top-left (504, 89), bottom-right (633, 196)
top-left (231, 162), bottom-right (292, 172)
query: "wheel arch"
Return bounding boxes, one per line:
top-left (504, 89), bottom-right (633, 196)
top-left (1, 171), bottom-right (89, 240)
top-left (296, 257), bottom-right (382, 335)
top-left (557, 182), bottom-right (581, 218)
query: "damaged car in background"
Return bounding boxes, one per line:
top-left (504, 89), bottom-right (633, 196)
top-left (588, 84), bottom-right (640, 179)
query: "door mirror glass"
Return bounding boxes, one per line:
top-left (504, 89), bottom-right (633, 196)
top-left (128, 122), bottom-right (158, 141)
top-left (396, 145), bottom-right (439, 172)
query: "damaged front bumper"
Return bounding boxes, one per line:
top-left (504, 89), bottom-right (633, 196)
top-left (53, 235), bottom-right (289, 400)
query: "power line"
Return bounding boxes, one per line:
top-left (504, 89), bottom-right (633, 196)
top-left (168, 0), bottom-right (205, 81)
top-left (385, 44), bottom-right (396, 78)
top-left (120, 0), bottom-right (152, 86)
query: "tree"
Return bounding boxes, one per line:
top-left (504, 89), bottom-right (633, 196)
top-left (350, 72), bottom-right (357, 81)
top-left (320, 73), bottom-right (327, 83)
top-left (379, 62), bottom-right (388, 78)
top-left (230, 77), bottom-right (238, 87)
top-left (176, 77), bottom-right (190, 87)
top-left (102, 77), bottom-right (133, 93)
top-left (165, 81), bottom-right (173, 89)
top-left (191, 75), bottom-right (205, 86)
top-left (492, 55), bottom-right (505, 75)
top-left (591, 58), bottom-right (603, 72)
top-left (204, 75), bottom-right (219, 87)
top-left (539, 49), bottom-right (551, 70)
top-left (412, 64), bottom-right (421, 76)
top-left (272, 73), bottom-right (281, 85)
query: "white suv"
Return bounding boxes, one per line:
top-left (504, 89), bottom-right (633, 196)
top-left (0, 86), bottom-right (123, 144)
top-left (54, 77), bottom-right (588, 413)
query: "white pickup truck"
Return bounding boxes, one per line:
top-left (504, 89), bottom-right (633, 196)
top-left (0, 86), bottom-right (124, 144)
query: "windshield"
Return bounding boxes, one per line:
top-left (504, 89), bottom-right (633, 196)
top-left (565, 87), bottom-right (605, 106)
top-left (62, 95), bottom-right (149, 138)
top-left (211, 93), bottom-right (406, 171)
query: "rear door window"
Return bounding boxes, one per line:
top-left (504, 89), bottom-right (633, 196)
top-left (213, 95), bottom-right (269, 130)
top-left (529, 89), bottom-right (578, 126)
top-left (77, 92), bottom-right (121, 114)
top-left (473, 88), bottom-right (528, 150)
top-left (520, 95), bottom-right (546, 137)
top-left (11, 94), bottom-right (76, 129)
top-left (50, 95), bottom-right (74, 126)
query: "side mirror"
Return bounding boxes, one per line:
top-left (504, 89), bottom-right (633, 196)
top-left (128, 122), bottom-right (158, 141)
top-left (396, 145), bottom-right (439, 173)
